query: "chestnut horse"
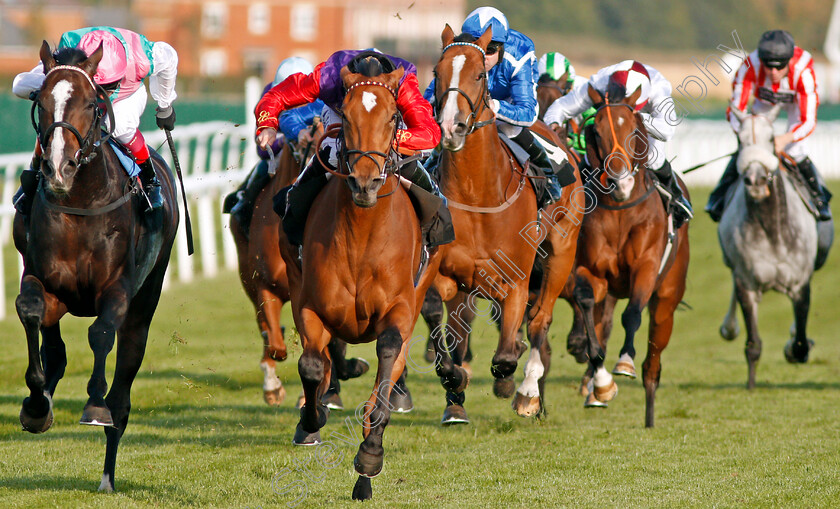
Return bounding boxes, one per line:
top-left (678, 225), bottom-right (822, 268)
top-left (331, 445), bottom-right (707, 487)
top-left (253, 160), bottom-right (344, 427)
top-left (278, 66), bottom-right (441, 501)
top-left (13, 43), bottom-right (178, 490)
top-left (572, 84), bottom-right (689, 428)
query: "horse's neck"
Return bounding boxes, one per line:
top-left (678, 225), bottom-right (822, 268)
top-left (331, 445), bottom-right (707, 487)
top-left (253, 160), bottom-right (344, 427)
top-left (440, 125), bottom-right (509, 202)
top-left (56, 149), bottom-right (124, 208)
top-left (746, 172), bottom-right (789, 235)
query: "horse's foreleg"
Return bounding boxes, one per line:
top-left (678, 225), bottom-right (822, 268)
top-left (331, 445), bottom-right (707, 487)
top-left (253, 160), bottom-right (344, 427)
top-left (294, 307), bottom-right (330, 445)
top-left (785, 283), bottom-right (813, 364)
top-left (719, 278), bottom-right (740, 341)
top-left (421, 287), bottom-right (444, 363)
top-left (643, 293), bottom-right (676, 428)
top-left (491, 286), bottom-right (529, 400)
top-left (573, 271), bottom-right (616, 406)
top-left (17, 276), bottom-right (64, 433)
top-left (257, 288), bottom-right (286, 406)
top-left (40, 323), bottom-right (67, 397)
top-left (352, 327), bottom-right (406, 501)
top-left (427, 279), bottom-right (470, 425)
top-left (734, 279), bottom-right (762, 389)
top-left (81, 284), bottom-right (131, 427)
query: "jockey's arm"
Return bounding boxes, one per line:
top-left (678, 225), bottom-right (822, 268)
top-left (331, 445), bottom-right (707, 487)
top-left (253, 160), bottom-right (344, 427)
top-left (492, 55), bottom-right (538, 127)
top-left (394, 73), bottom-right (441, 152)
top-left (641, 77), bottom-right (677, 142)
top-left (149, 41), bottom-right (178, 109)
top-left (727, 59), bottom-right (756, 133)
top-left (788, 63), bottom-right (818, 143)
top-left (255, 66), bottom-right (323, 149)
top-left (423, 79), bottom-right (436, 105)
top-left (279, 100), bottom-right (324, 142)
top-left (544, 82), bottom-right (594, 129)
top-left (12, 63), bottom-right (46, 100)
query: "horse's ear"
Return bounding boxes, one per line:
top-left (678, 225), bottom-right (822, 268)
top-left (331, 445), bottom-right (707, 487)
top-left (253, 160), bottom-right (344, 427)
top-left (340, 66), bottom-right (358, 89)
top-left (626, 86), bottom-right (642, 108)
top-left (382, 66), bottom-right (405, 91)
top-left (587, 83), bottom-right (603, 107)
top-left (765, 103), bottom-right (783, 123)
top-left (729, 101), bottom-right (748, 123)
top-left (442, 24), bottom-right (455, 46)
top-left (40, 40), bottom-right (55, 73)
top-left (80, 42), bottom-right (104, 79)
top-left (476, 26), bottom-right (493, 50)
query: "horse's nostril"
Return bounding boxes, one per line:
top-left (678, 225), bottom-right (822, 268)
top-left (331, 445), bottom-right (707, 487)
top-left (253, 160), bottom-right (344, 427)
top-left (454, 122), bottom-right (468, 136)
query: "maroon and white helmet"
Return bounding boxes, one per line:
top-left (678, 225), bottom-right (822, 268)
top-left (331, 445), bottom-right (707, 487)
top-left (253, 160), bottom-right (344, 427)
top-left (607, 60), bottom-right (651, 110)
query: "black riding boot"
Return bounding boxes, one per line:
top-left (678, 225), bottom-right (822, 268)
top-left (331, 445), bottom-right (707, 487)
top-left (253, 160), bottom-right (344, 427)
top-left (705, 154), bottom-right (739, 222)
top-left (230, 159), bottom-right (271, 225)
top-left (401, 159), bottom-right (455, 247)
top-left (139, 159), bottom-right (163, 212)
top-left (279, 148), bottom-right (331, 245)
top-left (13, 153), bottom-right (41, 215)
top-left (652, 159), bottom-right (693, 229)
top-left (401, 159), bottom-right (444, 201)
top-left (796, 157), bottom-right (833, 221)
top-left (512, 129), bottom-right (573, 206)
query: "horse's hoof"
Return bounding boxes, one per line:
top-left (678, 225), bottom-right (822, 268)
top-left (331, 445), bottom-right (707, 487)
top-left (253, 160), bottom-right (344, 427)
top-left (389, 387), bottom-right (414, 413)
top-left (493, 375), bottom-right (516, 399)
top-left (612, 355), bottom-right (637, 378)
top-left (321, 390), bottom-right (344, 410)
top-left (512, 392), bottom-right (541, 418)
top-left (584, 391), bottom-right (608, 408)
top-left (594, 380), bottom-right (618, 403)
top-left (352, 476), bottom-right (373, 501)
top-left (353, 446), bottom-right (384, 478)
top-left (720, 324), bottom-right (739, 341)
top-left (20, 393), bottom-right (54, 434)
top-left (80, 403), bottom-right (114, 427)
top-left (462, 362), bottom-right (473, 381)
top-left (98, 473), bottom-right (115, 492)
top-left (292, 423), bottom-right (322, 446)
top-left (441, 404), bottom-right (470, 425)
top-left (342, 358), bottom-right (369, 380)
top-left (784, 338), bottom-right (814, 364)
top-left (263, 386), bottom-right (286, 406)
top-left (294, 391), bottom-right (305, 409)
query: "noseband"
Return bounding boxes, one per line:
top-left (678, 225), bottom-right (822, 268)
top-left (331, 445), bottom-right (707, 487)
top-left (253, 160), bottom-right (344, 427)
top-left (31, 65), bottom-right (115, 166)
top-left (433, 42), bottom-right (495, 134)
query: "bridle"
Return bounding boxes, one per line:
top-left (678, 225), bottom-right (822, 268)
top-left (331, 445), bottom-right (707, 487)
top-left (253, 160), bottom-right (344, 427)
top-left (31, 65), bottom-right (115, 166)
top-left (315, 80), bottom-right (404, 193)
top-left (433, 42), bottom-right (495, 134)
top-left (593, 100), bottom-right (642, 179)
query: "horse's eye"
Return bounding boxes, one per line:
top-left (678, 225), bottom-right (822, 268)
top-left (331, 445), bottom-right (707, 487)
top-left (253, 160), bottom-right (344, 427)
top-left (477, 72), bottom-right (485, 81)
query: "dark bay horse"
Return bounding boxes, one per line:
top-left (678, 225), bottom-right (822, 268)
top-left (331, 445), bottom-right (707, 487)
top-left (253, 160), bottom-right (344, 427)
top-left (572, 84), bottom-right (689, 428)
top-left (718, 105), bottom-right (831, 388)
top-left (278, 65), bottom-right (441, 501)
top-left (13, 42), bottom-right (178, 490)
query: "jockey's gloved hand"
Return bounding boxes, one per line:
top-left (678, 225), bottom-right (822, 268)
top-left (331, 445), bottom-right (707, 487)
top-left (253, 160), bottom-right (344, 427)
top-left (155, 105), bottom-right (176, 131)
top-left (28, 90), bottom-right (39, 101)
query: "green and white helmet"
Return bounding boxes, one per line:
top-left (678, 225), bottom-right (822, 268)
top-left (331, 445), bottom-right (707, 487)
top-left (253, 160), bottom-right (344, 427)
top-left (538, 52), bottom-right (575, 84)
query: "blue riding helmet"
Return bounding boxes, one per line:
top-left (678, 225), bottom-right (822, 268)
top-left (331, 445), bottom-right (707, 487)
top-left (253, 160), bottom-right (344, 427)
top-left (461, 6), bottom-right (508, 43)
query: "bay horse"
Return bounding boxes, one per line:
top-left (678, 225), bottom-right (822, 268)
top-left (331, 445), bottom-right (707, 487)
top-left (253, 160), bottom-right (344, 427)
top-left (13, 42), bottom-right (178, 490)
top-left (425, 25), bottom-right (582, 422)
top-left (230, 123), bottom-right (369, 408)
top-left (278, 65), bottom-right (441, 501)
top-left (572, 84), bottom-right (689, 428)
top-left (718, 104), bottom-right (832, 388)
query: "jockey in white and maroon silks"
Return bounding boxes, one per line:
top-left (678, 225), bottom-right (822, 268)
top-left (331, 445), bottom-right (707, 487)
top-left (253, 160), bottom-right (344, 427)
top-left (13, 26), bottom-right (178, 212)
top-left (706, 29), bottom-right (830, 221)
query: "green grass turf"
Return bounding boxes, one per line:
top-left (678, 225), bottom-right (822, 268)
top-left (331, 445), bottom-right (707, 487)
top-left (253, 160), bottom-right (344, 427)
top-left (1, 187), bottom-right (839, 508)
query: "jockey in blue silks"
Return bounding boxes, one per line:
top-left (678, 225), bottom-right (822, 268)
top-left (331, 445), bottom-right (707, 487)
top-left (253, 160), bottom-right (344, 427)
top-left (425, 6), bottom-right (574, 205)
top-left (227, 57), bottom-right (325, 223)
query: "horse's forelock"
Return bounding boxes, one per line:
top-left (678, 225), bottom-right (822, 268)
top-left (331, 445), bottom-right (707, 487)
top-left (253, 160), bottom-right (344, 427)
top-left (53, 47), bottom-right (88, 66)
top-left (605, 81), bottom-right (627, 104)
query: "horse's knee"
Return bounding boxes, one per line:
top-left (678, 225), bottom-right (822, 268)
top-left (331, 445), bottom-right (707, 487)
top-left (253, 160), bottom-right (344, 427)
top-left (421, 288), bottom-right (443, 323)
top-left (16, 282), bottom-right (46, 326)
top-left (376, 328), bottom-right (402, 363)
top-left (298, 353), bottom-right (324, 387)
top-left (621, 303), bottom-right (643, 333)
top-left (573, 279), bottom-right (594, 309)
top-left (88, 322), bottom-right (116, 350)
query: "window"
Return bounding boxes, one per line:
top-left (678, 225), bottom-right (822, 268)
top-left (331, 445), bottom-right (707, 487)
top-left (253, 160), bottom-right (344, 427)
top-left (248, 3), bottom-right (270, 35)
top-left (290, 3), bottom-right (317, 41)
top-left (201, 49), bottom-right (228, 76)
top-left (202, 2), bottom-right (228, 39)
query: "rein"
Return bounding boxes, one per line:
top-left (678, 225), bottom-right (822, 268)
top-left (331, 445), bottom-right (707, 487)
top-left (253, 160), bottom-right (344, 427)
top-left (600, 100), bottom-right (637, 176)
top-left (32, 65), bottom-right (115, 166)
top-left (36, 175), bottom-right (137, 216)
top-left (592, 172), bottom-right (657, 211)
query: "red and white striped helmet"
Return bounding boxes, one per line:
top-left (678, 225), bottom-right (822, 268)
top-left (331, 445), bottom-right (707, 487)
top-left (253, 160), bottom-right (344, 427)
top-left (608, 60), bottom-right (650, 110)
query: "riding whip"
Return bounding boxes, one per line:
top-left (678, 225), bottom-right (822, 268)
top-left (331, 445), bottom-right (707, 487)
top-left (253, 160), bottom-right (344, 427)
top-left (681, 151), bottom-right (737, 174)
top-left (164, 128), bottom-right (195, 255)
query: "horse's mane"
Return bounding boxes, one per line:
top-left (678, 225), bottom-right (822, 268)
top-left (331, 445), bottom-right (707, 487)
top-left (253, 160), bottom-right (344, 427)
top-left (53, 47), bottom-right (88, 66)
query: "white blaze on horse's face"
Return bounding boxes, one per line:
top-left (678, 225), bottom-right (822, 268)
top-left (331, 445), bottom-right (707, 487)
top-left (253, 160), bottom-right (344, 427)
top-left (613, 173), bottom-right (635, 201)
top-left (439, 55), bottom-right (467, 138)
top-left (362, 91), bottom-right (377, 112)
top-left (50, 79), bottom-right (74, 184)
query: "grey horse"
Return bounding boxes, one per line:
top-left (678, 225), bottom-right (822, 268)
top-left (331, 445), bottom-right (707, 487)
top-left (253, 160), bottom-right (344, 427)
top-left (718, 104), bottom-right (833, 389)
